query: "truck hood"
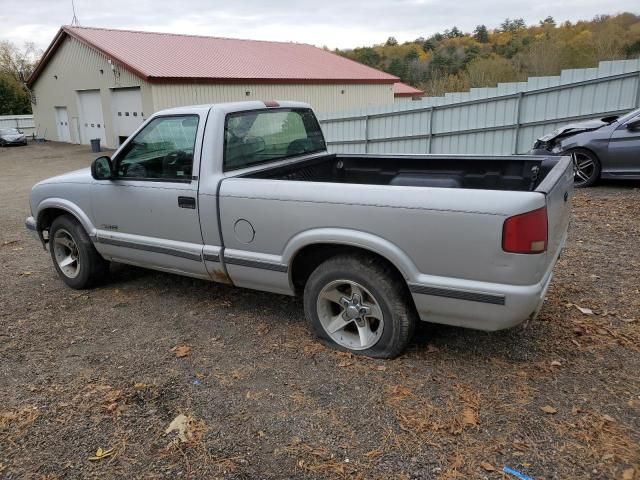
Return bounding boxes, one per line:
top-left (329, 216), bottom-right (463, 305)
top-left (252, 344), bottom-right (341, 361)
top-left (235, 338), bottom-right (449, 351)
top-left (37, 167), bottom-right (92, 185)
top-left (537, 117), bottom-right (615, 142)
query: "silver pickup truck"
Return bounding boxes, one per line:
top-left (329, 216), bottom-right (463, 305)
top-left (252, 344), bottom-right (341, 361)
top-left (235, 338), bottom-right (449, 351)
top-left (26, 101), bottom-right (573, 358)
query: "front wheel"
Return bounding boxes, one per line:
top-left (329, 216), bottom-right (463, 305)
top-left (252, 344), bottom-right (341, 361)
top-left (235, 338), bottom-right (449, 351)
top-left (303, 255), bottom-right (416, 358)
top-left (568, 148), bottom-right (601, 188)
top-left (49, 215), bottom-right (109, 289)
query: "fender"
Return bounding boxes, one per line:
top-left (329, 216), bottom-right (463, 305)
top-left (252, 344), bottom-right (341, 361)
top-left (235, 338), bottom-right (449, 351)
top-left (282, 227), bottom-right (421, 285)
top-left (36, 198), bottom-right (97, 240)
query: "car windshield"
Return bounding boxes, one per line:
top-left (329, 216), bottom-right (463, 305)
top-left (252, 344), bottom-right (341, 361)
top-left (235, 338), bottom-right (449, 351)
top-left (0, 128), bottom-right (20, 135)
top-left (616, 107), bottom-right (640, 124)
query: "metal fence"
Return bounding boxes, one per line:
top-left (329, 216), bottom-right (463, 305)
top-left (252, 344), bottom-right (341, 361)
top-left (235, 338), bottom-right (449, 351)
top-left (0, 115), bottom-right (35, 138)
top-left (318, 59), bottom-right (640, 155)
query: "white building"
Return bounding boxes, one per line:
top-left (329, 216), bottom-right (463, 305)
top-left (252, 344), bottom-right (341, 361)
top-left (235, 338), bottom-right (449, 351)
top-left (28, 26), bottom-right (399, 148)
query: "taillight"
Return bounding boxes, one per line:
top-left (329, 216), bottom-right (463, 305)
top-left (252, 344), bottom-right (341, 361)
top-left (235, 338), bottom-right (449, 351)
top-left (502, 207), bottom-right (548, 254)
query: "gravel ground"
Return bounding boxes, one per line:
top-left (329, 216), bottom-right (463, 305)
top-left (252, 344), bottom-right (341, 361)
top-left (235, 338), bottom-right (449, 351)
top-left (1, 142), bottom-right (639, 480)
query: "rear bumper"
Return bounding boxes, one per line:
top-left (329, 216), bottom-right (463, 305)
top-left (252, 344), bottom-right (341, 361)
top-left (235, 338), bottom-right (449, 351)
top-left (410, 249), bottom-right (560, 331)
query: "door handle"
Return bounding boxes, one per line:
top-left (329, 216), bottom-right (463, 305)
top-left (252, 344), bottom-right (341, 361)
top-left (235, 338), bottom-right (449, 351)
top-left (178, 196), bottom-right (196, 209)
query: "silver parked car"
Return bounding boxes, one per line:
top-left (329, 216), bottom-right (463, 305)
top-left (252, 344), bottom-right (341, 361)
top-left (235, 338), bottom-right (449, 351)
top-left (0, 128), bottom-right (27, 146)
top-left (26, 101), bottom-right (573, 358)
top-left (531, 107), bottom-right (640, 187)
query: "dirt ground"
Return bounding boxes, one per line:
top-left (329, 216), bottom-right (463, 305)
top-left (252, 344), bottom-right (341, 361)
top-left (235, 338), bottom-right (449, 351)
top-left (0, 142), bottom-right (639, 480)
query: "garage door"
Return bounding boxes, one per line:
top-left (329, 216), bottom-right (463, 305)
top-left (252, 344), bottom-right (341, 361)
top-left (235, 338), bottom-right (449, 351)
top-left (77, 90), bottom-right (106, 146)
top-left (111, 87), bottom-right (144, 146)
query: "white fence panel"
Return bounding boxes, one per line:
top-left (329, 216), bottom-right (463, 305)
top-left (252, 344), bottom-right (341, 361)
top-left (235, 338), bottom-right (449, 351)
top-left (320, 59), bottom-right (640, 155)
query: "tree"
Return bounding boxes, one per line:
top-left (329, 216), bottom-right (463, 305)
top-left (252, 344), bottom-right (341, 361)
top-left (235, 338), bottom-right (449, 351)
top-left (0, 41), bottom-right (41, 115)
top-left (500, 18), bottom-right (526, 33)
top-left (444, 26), bottom-right (463, 38)
top-left (385, 36), bottom-right (398, 47)
top-left (473, 25), bottom-right (489, 43)
top-left (540, 16), bottom-right (556, 27)
top-left (0, 75), bottom-right (30, 115)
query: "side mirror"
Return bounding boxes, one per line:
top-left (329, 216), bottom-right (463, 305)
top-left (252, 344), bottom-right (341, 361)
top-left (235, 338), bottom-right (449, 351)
top-left (627, 118), bottom-right (640, 131)
top-left (91, 156), bottom-right (113, 180)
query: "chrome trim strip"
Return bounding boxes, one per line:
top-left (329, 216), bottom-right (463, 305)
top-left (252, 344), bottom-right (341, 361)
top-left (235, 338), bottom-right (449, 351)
top-left (223, 256), bottom-right (288, 273)
top-left (203, 253), bottom-right (220, 262)
top-left (96, 236), bottom-right (202, 262)
top-left (408, 283), bottom-right (505, 305)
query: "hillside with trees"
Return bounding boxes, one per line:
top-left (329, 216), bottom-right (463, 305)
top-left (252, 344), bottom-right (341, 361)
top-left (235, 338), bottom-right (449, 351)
top-left (337, 13), bottom-right (640, 96)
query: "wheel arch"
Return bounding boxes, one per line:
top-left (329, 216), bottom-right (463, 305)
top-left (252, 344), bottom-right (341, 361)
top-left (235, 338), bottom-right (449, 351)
top-left (284, 228), bottom-right (419, 294)
top-left (36, 199), bottom-right (96, 244)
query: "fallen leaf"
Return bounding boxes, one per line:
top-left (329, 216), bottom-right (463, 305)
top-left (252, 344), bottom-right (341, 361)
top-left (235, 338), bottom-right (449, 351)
top-left (173, 345), bottom-right (191, 358)
top-left (622, 468), bottom-right (635, 480)
top-left (88, 447), bottom-right (115, 461)
top-left (338, 361), bottom-right (353, 368)
top-left (375, 365), bottom-right (387, 371)
top-left (602, 414), bottom-right (615, 423)
top-left (620, 318), bottom-right (637, 323)
top-left (574, 305), bottom-right (594, 315)
top-left (165, 414), bottom-right (191, 443)
top-left (550, 360), bottom-right (562, 367)
top-left (462, 408), bottom-right (478, 426)
top-left (540, 405), bottom-right (558, 414)
top-left (480, 461), bottom-right (495, 472)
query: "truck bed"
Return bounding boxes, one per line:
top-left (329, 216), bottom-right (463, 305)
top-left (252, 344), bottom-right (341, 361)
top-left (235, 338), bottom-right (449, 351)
top-left (244, 153), bottom-right (562, 192)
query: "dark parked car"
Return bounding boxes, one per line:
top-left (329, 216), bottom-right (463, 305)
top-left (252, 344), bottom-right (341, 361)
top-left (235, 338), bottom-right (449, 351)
top-left (531, 107), bottom-right (640, 187)
top-left (0, 128), bottom-right (27, 147)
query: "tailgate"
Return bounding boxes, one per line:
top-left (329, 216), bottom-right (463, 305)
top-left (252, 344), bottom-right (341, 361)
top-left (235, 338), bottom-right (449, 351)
top-left (536, 156), bottom-right (573, 264)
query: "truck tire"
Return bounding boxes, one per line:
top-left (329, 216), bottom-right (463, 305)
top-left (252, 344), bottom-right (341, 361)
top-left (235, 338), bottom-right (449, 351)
top-left (568, 148), bottom-right (600, 188)
top-left (303, 254), bottom-right (416, 358)
top-left (49, 215), bottom-right (109, 289)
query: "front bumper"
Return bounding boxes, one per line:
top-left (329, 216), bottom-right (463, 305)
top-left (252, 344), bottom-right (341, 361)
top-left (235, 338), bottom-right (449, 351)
top-left (25, 216), bottom-right (38, 240)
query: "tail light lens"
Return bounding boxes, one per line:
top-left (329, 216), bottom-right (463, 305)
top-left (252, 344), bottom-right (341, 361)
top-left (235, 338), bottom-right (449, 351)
top-left (502, 207), bottom-right (548, 254)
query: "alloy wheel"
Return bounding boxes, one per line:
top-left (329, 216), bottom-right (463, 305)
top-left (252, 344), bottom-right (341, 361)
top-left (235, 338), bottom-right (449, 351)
top-left (52, 228), bottom-right (81, 278)
top-left (316, 279), bottom-right (384, 350)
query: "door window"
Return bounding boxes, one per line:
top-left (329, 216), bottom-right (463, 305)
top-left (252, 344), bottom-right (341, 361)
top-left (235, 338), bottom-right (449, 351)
top-left (115, 115), bottom-right (199, 180)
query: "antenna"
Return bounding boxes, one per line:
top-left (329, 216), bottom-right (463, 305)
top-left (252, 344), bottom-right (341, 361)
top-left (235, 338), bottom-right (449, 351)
top-left (70, 0), bottom-right (80, 26)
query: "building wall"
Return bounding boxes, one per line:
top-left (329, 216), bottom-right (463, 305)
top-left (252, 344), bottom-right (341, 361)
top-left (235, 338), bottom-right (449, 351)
top-left (31, 36), bottom-right (153, 149)
top-left (150, 83), bottom-right (394, 114)
top-left (31, 36), bottom-right (395, 148)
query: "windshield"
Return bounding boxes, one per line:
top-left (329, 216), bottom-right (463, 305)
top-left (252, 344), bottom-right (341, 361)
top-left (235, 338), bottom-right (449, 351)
top-left (0, 128), bottom-right (20, 135)
top-left (616, 107), bottom-right (640, 124)
top-left (224, 108), bottom-right (326, 171)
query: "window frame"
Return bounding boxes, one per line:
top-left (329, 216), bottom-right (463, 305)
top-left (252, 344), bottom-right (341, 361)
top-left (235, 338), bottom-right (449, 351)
top-left (112, 114), bottom-right (200, 184)
top-left (223, 107), bottom-right (326, 172)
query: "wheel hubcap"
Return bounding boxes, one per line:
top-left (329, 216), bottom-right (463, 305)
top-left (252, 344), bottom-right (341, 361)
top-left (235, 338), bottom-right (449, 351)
top-left (572, 152), bottom-right (595, 186)
top-left (316, 280), bottom-right (384, 350)
top-left (53, 228), bottom-right (81, 278)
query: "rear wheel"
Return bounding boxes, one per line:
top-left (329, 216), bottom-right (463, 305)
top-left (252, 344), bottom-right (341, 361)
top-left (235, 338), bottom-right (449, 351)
top-left (568, 148), bottom-right (600, 188)
top-left (49, 215), bottom-right (109, 289)
top-left (303, 254), bottom-right (416, 358)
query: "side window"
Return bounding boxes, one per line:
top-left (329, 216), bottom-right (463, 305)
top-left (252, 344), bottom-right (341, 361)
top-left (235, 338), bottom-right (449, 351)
top-left (224, 108), bottom-right (326, 171)
top-left (115, 115), bottom-right (199, 180)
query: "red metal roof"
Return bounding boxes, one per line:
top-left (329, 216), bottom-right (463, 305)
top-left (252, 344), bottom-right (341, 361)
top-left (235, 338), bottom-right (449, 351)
top-left (393, 82), bottom-right (425, 97)
top-left (28, 26), bottom-right (399, 87)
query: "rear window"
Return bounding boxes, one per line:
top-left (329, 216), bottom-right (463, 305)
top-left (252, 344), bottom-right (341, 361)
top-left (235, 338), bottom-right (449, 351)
top-left (224, 108), bottom-right (326, 171)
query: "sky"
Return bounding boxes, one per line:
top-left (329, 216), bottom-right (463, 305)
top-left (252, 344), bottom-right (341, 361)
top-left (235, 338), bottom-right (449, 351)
top-left (0, 0), bottom-right (636, 52)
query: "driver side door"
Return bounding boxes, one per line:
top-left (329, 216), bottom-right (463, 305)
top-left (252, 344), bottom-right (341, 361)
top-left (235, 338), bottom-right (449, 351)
top-left (91, 114), bottom-right (208, 279)
top-left (607, 114), bottom-right (640, 176)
